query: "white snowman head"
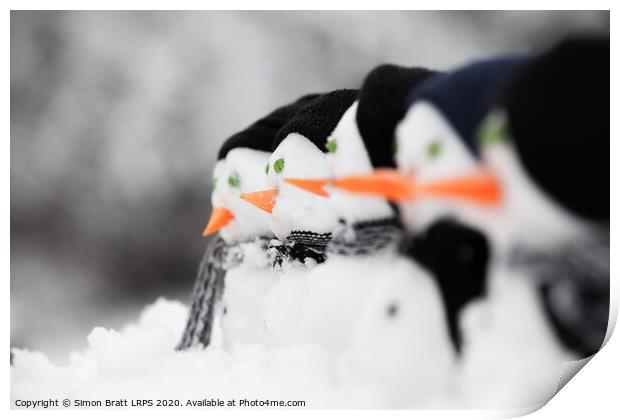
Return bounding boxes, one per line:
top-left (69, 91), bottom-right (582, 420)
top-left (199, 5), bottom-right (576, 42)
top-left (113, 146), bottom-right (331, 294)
top-left (436, 41), bottom-right (608, 250)
top-left (265, 133), bottom-right (338, 241)
top-left (204, 93), bottom-right (321, 243)
top-left (325, 99), bottom-right (499, 235)
top-left (328, 59), bottom-right (534, 233)
top-left (205, 148), bottom-right (273, 243)
top-left (392, 100), bottom-right (484, 231)
top-left (395, 101), bottom-right (479, 183)
top-left (284, 65), bottom-right (442, 227)
top-left (393, 56), bottom-right (526, 184)
top-left (471, 113), bottom-right (595, 251)
top-left (240, 90), bottom-right (358, 241)
top-left (283, 102), bottom-right (395, 225)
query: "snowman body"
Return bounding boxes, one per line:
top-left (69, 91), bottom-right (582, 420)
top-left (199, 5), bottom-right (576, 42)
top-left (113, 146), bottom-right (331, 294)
top-left (209, 148), bottom-right (278, 351)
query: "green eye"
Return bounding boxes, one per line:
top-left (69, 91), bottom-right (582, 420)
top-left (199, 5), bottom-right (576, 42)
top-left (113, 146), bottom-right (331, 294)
top-left (477, 114), bottom-right (508, 146)
top-left (426, 140), bottom-right (442, 158)
top-left (211, 178), bottom-right (217, 191)
top-left (274, 158), bottom-right (285, 173)
top-left (228, 172), bottom-right (240, 187)
top-left (326, 138), bottom-right (337, 153)
top-left (265, 162), bottom-right (269, 175)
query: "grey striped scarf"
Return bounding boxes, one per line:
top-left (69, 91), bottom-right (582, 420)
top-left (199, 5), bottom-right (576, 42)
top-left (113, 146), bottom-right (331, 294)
top-left (176, 237), bottom-right (262, 350)
top-left (508, 231), bottom-right (609, 357)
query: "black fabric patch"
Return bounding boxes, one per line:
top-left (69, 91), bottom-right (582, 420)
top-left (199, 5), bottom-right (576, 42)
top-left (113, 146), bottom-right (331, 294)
top-left (269, 231), bottom-right (331, 267)
top-left (402, 218), bottom-right (490, 353)
top-left (502, 37), bottom-right (609, 222)
top-left (218, 94), bottom-right (321, 159)
top-left (357, 64), bottom-right (438, 168)
top-left (273, 89), bottom-right (358, 152)
top-left (268, 218), bottom-right (402, 267)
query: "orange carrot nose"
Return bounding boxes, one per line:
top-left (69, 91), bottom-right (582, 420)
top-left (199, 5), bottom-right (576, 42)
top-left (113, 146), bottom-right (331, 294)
top-left (239, 189), bottom-right (279, 214)
top-left (203, 207), bottom-right (234, 237)
top-left (416, 169), bottom-right (502, 206)
top-left (333, 168), bottom-right (416, 201)
top-left (283, 178), bottom-right (330, 197)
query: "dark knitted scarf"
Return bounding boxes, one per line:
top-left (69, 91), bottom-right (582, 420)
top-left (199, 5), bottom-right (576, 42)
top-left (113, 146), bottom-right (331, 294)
top-left (268, 217), bottom-right (402, 268)
top-left (178, 218), bottom-right (403, 348)
top-left (508, 232), bottom-right (609, 358)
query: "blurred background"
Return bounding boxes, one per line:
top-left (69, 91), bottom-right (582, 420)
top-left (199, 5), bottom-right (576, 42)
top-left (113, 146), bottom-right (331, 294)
top-left (11, 10), bottom-right (609, 361)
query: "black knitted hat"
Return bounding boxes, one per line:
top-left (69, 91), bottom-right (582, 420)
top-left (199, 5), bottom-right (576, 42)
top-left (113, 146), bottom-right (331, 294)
top-left (502, 37), bottom-right (609, 222)
top-left (218, 93), bottom-right (321, 160)
top-left (273, 89), bottom-right (358, 152)
top-left (357, 65), bottom-right (439, 168)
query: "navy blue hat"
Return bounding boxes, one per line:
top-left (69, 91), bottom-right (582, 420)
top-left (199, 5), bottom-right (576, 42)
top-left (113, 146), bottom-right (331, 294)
top-left (218, 94), bottom-right (321, 160)
top-left (502, 37), bottom-right (609, 222)
top-left (357, 65), bottom-right (438, 168)
top-left (273, 89), bottom-right (358, 152)
top-left (406, 55), bottom-right (528, 155)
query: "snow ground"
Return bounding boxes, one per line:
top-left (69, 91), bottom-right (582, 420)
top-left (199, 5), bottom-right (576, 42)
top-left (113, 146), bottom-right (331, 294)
top-left (11, 298), bottom-right (340, 408)
top-left (11, 255), bottom-right (581, 410)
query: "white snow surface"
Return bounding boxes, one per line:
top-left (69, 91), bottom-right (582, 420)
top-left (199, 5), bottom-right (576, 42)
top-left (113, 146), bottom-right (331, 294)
top-left (10, 252), bottom-right (451, 409)
top-left (11, 247), bottom-right (578, 409)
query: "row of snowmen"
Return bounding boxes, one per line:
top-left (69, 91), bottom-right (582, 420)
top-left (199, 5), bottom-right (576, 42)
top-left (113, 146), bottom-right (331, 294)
top-left (177, 36), bottom-right (609, 409)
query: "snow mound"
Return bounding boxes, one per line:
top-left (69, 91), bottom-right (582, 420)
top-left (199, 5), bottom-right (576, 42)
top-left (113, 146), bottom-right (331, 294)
top-left (11, 298), bottom-right (338, 407)
top-left (11, 253), bottom-right (455, 409)
top-left (11, 258), bottom-right (577, 409)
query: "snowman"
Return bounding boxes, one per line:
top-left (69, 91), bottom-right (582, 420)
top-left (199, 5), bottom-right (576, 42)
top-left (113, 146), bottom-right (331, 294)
top-left (452, 38), bottom-right (609, 408)
top-left (176, 94), bottom-right (317, 351)
top-left (333, 38), bottom-right (609, 408)
top-left (243, 81), bottom-right (456, 405)
top-left (288, 63), bottom-right (495, 353)
top-left (240, 90), bottom-right (359, 349)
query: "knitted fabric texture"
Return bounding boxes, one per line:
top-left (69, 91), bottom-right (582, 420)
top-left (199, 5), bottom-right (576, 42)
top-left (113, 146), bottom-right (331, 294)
top-left (218, 93), bottom-right (321, 160)
top-left (268, 217), bottom-right (403, 268)
top-left (356, 64), bottom-right (438, 168)
top-left (509, 231), bottom-right (609, 357)
top-left (328, 217), bottom-right (402, 255)
top-left (406, 55), bottom-right (526, 156)
top-left (501, 37), bottom-right (609, 222)
top-left (273, 89), bottom-right (358, 152)
top-left (176, 237), bottom-right (269, 350)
